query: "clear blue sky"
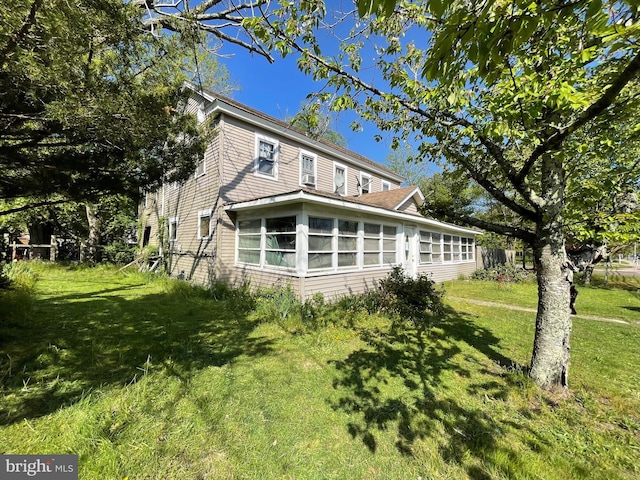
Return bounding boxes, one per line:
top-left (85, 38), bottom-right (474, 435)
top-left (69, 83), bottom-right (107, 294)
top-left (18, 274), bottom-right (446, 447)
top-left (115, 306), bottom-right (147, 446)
top-left (219, 45), bottom-right (397, 168)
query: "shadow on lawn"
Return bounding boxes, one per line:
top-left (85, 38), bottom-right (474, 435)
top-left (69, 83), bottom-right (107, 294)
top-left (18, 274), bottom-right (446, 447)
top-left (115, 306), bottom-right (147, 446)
top-left (330, 306), bottom-right (538, 479)
top-left (0, 273), bottom-right (272, 425)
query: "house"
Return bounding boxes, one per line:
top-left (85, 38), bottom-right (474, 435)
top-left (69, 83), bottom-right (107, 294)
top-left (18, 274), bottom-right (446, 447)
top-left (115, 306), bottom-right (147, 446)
top-left (139, 85), bottom-right (481, 300)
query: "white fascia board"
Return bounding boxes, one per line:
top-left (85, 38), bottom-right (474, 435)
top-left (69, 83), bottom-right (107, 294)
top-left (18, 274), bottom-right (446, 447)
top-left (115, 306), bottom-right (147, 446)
top-left (224, 191), bottom-right (482, 236)
top-left (394, 187), bottom-right (426, 210)
top-left (209, 100), bottom-right (405, 184)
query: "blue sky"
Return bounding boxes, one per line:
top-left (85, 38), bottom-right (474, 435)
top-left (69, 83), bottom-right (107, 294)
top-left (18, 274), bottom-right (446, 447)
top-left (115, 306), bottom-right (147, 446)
top-left (219, 45), bottom-right (397, 168)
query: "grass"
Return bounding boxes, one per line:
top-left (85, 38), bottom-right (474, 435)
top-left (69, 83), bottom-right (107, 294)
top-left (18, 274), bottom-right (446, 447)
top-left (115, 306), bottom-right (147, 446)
top-left (1, 263), bottom-right (639, 479)
top-left (445, 273), bottom-right (640, 322)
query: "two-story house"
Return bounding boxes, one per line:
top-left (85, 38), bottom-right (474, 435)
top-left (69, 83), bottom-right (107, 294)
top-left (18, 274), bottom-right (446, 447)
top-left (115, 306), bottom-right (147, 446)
top-left (139, 84), bottom-right (481, 300)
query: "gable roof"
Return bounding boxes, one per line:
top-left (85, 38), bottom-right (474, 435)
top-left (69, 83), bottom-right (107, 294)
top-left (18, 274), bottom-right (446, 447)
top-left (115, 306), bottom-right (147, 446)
top-left (358, 187), bottom-right (424, 210)
top-left (184, 82), bottom-right (405, 183)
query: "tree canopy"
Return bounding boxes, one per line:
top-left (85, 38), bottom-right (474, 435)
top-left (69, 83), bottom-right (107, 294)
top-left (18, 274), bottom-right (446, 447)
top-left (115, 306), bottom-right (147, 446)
top-left (239, 0), bottom-right (639, 389)
top-left (0, 0), bottom-right (223, 212)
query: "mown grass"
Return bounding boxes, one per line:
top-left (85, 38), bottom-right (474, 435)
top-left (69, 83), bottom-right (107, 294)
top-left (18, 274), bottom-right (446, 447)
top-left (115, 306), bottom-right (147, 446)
top-left (1, 263), bottom-right (639, 479)
top-left (445, 273), bottom-right (640, 322)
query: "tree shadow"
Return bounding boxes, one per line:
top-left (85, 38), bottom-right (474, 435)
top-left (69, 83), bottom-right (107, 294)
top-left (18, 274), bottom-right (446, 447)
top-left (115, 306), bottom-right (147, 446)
top-left (329, 306), bottom-right (540, 478)
top-left (0, 271), bottom-right (272, 425)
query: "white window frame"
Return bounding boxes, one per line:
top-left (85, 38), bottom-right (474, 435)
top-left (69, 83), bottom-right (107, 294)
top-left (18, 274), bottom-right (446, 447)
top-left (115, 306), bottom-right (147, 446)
top-left (381, 181), bottom-right (391, 192)
top-left (333, 162), bottom-right (347, 195)
top-left (360, 173), bottom-right (372, 194)
top-left (168, 217), bottom-right (178, 243)
top-left (194, 155), bottom-right (206, 178)
top-left (196, 102), bottom-right (206, 124)
top-left (363, 223), bottom-right (397, 267)
top-left (307, 216), bottom-right (398, 272)
top-left (299, 150), bottom-right (317, 188)
top-left (236, 215), bottom-right (297, 270)
top-left (254, 133), bottom-right (279, 180)
top-left (198, 209), bottom-right (212, 240)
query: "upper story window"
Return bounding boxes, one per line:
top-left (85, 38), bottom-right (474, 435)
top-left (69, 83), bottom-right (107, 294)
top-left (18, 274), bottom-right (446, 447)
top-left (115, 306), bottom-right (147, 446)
top-left (169, 217), bottom-right (178, 242)
top-left (334, 163), bottom-right (347, 195)
top-left (360, 173), bottom-right (372, 194)
top-left (300, 150), bottom-right (317, 188)
top-left (196, 102), bottom-right (206, 124)
top-left (381, 181), bottom-right (391, 192)
top-left (198, 209), bottom-right (212, 239)
top-left (195, 155), bottom-right (205, 178)
top-left (255, 133), bottom-right (278, 179)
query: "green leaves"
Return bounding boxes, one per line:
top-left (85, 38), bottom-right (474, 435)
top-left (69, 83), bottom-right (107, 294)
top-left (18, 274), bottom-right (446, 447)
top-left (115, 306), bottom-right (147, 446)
top-left (0, 0), bottom-right (217, 202)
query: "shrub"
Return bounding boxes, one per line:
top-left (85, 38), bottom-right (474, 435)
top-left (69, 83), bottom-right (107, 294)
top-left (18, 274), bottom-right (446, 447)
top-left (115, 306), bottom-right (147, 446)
top-left (471, 263), bottom-right (535, 283)
top-left (377, 266), bottom-right (444, 326)
top-left (102, 242), bottom-right (137, 265)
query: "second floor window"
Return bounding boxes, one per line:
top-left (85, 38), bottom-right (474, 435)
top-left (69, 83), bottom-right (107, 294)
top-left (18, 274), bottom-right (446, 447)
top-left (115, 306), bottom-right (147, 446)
top-left (195, 156), bottom-right (205, 177)
top-left (334, 164), bottom-right (346, 195)
top-left (255, 134), bottom-right (278, 178)
top-left (361, 174), bottom-right (372, 194)
top-left (300, 151), bottom-right (316, 187)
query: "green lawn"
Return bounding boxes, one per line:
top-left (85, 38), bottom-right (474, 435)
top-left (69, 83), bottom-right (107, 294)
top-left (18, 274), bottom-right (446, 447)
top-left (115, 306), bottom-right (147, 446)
top-left (445, 274), bottom-right (640, 322)
top-left (1, 263), bottom-right (639, 479)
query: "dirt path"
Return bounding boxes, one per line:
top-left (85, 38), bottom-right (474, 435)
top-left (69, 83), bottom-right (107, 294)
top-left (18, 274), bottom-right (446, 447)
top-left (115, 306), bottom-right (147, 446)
top-left (448, 297), bottom-right (636, 325)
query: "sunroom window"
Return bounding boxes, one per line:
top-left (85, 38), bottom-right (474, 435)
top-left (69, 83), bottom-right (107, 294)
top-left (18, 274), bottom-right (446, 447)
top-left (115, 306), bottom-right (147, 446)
top-left (363, 223), bottom-right (396, 266)
top-left (237, 219), bottom-right (261, 265)
top-left (337, 219), bottom-right (357, 267)
top-left (308, 217), bottom-right (333, 269)
top-left (265, 216), bottom-right (296, 268)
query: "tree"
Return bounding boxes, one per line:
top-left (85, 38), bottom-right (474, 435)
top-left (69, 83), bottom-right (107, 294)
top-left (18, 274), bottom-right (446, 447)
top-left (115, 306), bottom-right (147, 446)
top-left (234, 0), bottom-right (639, 390)
top-left (287, 102), bottom-right (347, 146)
top-left (0, 0), bottom-right (215, 211)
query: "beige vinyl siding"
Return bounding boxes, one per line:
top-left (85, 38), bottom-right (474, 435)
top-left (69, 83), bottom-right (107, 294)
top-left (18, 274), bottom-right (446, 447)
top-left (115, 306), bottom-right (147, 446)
top-left (416, 262), bottom-right (477, 283)
top-left (397, 198), bottom-right (419, 214)
top-left (302, 268), bottom-right (392, 300)
top-left (218, 115), bottom-right (402, 202)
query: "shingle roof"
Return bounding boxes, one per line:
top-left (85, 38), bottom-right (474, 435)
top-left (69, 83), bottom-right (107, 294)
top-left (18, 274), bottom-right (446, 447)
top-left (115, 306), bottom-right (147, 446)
top-left (358, 187), bottom-right (422, 210)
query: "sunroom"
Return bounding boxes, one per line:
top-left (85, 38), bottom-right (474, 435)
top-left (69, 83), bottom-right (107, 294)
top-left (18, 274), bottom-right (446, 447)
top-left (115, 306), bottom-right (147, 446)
top-left (223, 189), bottom-right (480, 284)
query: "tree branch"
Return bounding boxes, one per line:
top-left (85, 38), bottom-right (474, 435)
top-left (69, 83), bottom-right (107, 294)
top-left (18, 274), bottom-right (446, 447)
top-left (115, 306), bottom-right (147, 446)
top-left (0, 0), bottom-right (44, 64)
top-left (421, 204), bottom-right (536, 244)
top-left (517, 51), bottom-right (640, 183)
top-left (262, 15), bottom-right (543, 209)
top-left (440, 146), bottom-right (539, 222)
top-left (0, 198), bottom-right (70, 217)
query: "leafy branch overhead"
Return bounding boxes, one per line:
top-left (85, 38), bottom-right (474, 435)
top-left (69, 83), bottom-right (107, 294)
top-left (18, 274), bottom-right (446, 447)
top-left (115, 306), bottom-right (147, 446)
top-left (0, 0), bottom-right (225, 205)
top-left (234, 0), bottom-right (640, 390)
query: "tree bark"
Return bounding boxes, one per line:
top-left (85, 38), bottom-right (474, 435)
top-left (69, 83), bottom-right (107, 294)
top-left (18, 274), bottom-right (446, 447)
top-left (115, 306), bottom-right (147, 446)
top-left (529, 154), bottom-right (572, 390)
top-left (530, 240), bottom-right (573, 389)
top-left (530, 154), bottom-right (573, 390)
top-left (84, 202), bottom-right (101, 265)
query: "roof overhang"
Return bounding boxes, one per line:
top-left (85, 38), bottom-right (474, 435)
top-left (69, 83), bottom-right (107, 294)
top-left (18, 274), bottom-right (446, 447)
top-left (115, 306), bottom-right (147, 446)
top-left (394, 187), bottom-right (425, 210)
top-left (224, 190), bottom-right (482, 236)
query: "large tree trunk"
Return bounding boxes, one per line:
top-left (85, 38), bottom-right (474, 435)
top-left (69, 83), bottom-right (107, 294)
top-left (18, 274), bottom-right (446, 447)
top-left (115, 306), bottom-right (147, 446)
top-left (529, 154), bottom-right (572, 390)
top-left (530, 239), bottom-right (572, 389)
top-left (530, 155), bottom-right (573, 390)
top-left (84, 202), bottom-right (101, 265)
